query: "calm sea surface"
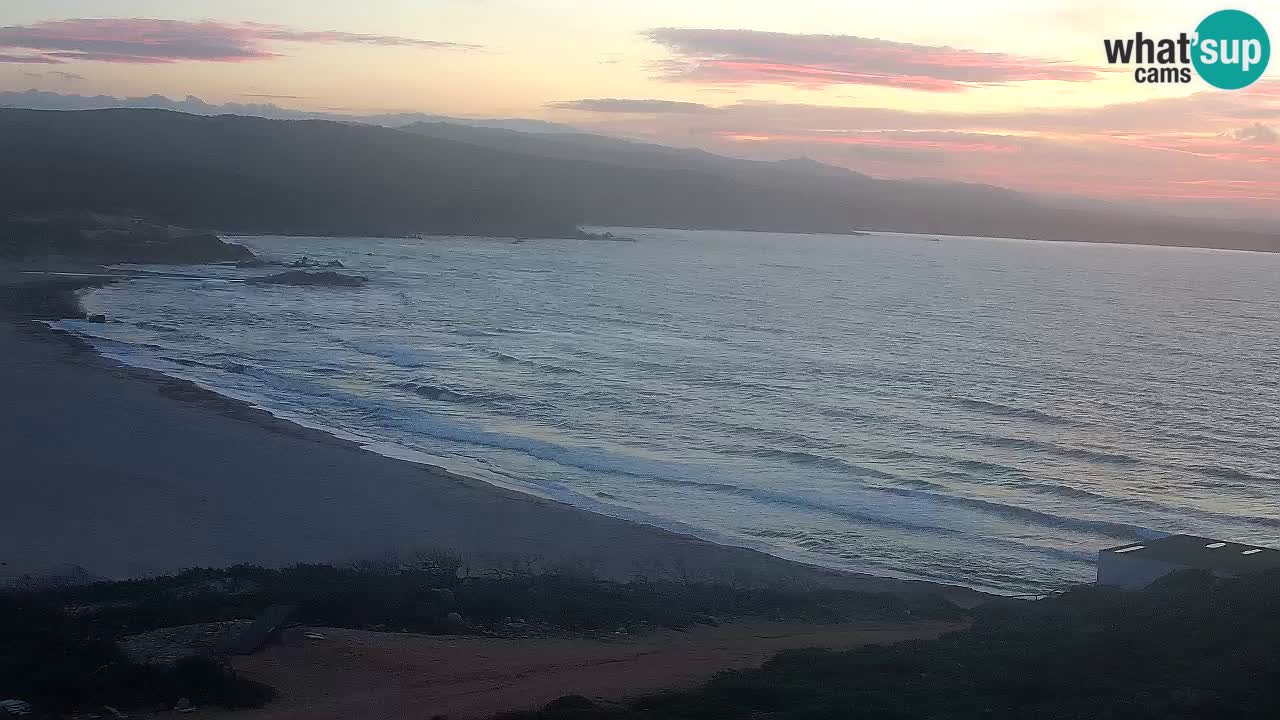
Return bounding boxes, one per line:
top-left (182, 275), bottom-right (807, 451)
top-left (59, 229), bottom-right (1280, 594)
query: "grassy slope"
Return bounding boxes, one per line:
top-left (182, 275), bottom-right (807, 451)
top-left (2, 560), bottom-right (961, 714)
top-left (502, 569), bottom-right (1280, 720)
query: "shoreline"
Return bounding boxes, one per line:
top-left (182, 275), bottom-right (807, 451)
top-left (0, 268), bottom-right (989, 607)
top-left (239, 224), bottom-right (1280, 256)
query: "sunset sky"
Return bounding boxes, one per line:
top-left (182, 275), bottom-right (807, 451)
top-left (2, 0), bottom-right (1278, 214)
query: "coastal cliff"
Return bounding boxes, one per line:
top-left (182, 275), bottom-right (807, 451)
top-left (1, 215), bottom-right (254, 266)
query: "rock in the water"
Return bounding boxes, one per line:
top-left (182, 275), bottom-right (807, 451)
top-left (285, 257), bottom-right (344, 268)
top-left (174, 697), bottom-right (196, 714)
top-left (86, 313), bottom-right (107, 323)
top-left (245, 270), bottom-right (367, 287)
top-left (574, 229), bottom-right (636, 242)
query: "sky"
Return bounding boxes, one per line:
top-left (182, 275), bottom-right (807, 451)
top-left (2, 0), bottom-right (1278, 216)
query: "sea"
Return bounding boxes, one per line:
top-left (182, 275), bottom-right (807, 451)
top-left (54, 228), bottom-right (1280, 595)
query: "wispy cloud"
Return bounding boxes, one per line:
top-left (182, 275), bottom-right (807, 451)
top-left (644, 28), bottom-right (1101, 92)
top-left (546, 98), bottom-right (717, 114)
top-left (715, 129), bottom-right (1020, 154)
top-left (566, 80), bottom-right (1280, 209)
top-left (21, 69), bottom-right (87, 80)
top-left (241, 93), bottom-right (313, 100)
top-left (0, 52), bottom-right (63, 64)
top-left (0, 18), bottom-right (479, 64)
top-left (1229, 123), bottom-right (1278, 143)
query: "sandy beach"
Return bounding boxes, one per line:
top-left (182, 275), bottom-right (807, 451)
top-left (0, 269), bottom-right (983, 606)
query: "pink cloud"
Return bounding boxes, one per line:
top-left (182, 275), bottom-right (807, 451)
top-left (714, 129), bottom-right (1019, 154)
top-left (546, 98), bottom-right (719, 114)
top-left (0, 18), bottom-right (478, 64)
top-left (569, 89), bottom-right (1280, 211)
top-left (645, 28), bottom-right (1102, 92)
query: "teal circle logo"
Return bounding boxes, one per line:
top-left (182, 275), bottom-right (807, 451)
top-left (1193, 9), bottom-right (1270, 89)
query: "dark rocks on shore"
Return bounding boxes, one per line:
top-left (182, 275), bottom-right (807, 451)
top-left (236, 257), bottom-right (344, 270)
top-left (245, 270), bottom-right (368, 287)
top-left (119, 620), bottom-right (252, 668)
top-left (0, 275), bottom-right (115, 321)
top-left (1, 214), bottom-right (256, 266)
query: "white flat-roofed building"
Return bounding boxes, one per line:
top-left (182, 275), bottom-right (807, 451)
top-left (1098, 534), bottom-right (1280, 589)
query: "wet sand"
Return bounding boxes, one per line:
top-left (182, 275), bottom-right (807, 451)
top-left (0, 269), bottom-right (985, 606)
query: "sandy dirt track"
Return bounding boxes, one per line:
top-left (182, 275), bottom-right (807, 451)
top-left (210, 621), bottom-right (963, 719)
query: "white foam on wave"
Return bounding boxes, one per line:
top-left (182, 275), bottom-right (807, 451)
top-left (48, 319), bottom-right (784, 576)
top-left (48, 315), bottom-right (1125, 595)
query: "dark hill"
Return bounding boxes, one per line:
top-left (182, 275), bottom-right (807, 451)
top-left (2, 108), bottom-right (1277, 251)
top-left (402, 119), bottom-right (1280, 252)
top-left (0, 108), bottom-right (862, 239)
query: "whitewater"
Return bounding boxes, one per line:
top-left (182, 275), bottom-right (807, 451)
top-left (57, 228), bottom-right (1280, 594)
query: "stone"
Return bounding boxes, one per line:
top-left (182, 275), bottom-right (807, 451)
top-left (245, 271), bottom-right (368, 287)
top-left (428, 587), bottom-right (456, 606)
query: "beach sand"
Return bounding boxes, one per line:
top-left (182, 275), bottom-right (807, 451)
top-left (0, 269), bottom-right (984, 606)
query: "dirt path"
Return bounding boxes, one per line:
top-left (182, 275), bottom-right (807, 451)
top-left (211, 621), bottom-right (962, 719)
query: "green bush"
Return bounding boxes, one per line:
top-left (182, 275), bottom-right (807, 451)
top-left (3, 560), bottom-right (959, 714)
top-left (0, 596), bottom-right (272, 713)
top-left (23, 561), bottom-right (960, 638)
top-left (500, 568), bottom-right (1280, 720)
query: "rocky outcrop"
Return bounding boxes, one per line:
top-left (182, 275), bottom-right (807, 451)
top-left (0, 275), bottom-right (116, 321)
top-left (286, 256), bottom-right (343, 268)
top-left (574, 229), bottom-right (636, 242)
top-left (1, 215), bottom-right (256, 265)
top-left (245, 270), bottom-right (368, 287)
top-left (118, 621), bottom-right (252, 668)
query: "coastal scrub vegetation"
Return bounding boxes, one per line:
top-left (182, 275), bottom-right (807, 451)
top-left (502, 568), bottom-right (1280, 720)
top-left (11, 556), bottom-right (962, 638)
top-left (1, 558), bottom-right (959, 714)
top-left (0, 595), bottom-right (273, 713)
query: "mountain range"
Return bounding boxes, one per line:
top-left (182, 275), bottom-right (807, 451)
top-left (1, 106), bottom-right (1275, 252)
